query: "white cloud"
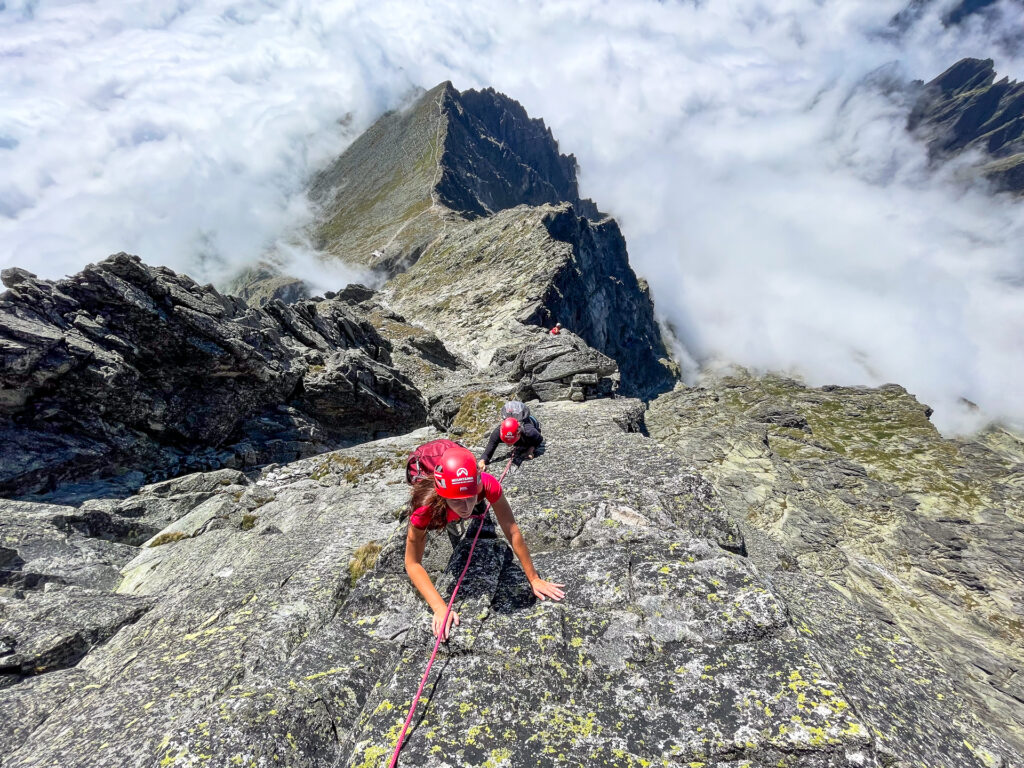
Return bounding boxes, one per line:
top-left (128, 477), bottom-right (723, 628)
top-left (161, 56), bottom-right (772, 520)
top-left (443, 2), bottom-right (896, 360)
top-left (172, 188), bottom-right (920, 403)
top-left (1, 0), bottom-right (1023, 432)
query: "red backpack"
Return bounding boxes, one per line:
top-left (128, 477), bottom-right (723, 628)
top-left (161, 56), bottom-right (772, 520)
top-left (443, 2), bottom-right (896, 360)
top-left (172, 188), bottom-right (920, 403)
top-left (405, 439), bottom-right (463, 484)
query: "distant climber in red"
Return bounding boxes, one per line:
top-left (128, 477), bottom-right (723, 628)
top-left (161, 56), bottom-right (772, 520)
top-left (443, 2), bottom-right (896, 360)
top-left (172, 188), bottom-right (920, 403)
top-left (550, 322), bottom-right (562, 335)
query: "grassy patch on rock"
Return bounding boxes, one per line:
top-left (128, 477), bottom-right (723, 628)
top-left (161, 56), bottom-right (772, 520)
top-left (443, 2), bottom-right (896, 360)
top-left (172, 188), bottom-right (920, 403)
top-left (450, 390), bottom-right (503, 445)
top-left (148, 531), bottom-right (188, 547)
top-left (310, 454), bottom-right (401, 484)
top-left (349, 541), bottom-right (383, 586)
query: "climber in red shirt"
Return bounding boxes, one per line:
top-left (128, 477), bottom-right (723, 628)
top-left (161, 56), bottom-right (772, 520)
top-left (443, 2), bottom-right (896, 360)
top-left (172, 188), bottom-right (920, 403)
top-left (549, 322), bottom-right (562, 335)
top-left (404, 446), bottom-right (564, 641)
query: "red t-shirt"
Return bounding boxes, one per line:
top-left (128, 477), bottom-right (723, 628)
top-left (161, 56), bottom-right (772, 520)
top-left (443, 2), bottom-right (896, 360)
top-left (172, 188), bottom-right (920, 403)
top-left (550, 327), bottom-right (560, 335)
top-left (409, 473), bottom-right (502, 529)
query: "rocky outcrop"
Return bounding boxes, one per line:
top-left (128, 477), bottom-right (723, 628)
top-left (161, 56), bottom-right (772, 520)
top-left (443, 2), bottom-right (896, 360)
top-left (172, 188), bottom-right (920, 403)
top-left (226, 264), bottom-right (310, 308)
top-left (0, 254), bottom-right (427, 499)
top-left (909, 58), bottom-right (1024, 194)
top-left (294, 83), bottom-right (674, 401)
top-left (0, 589), bottom-right (152, 688)
top-left (383, 203), bottom-right (674, 398)
top-left (2, 77), bottom-right (1022, 768)
top-left (309, 82), bottom-right (600, 274)
top-left (647, 372), bottom-right (1024, 755)
top-left (0, 397), bottom-right (1017, 767)
top-left (0, 500), bottom-right (138, 592)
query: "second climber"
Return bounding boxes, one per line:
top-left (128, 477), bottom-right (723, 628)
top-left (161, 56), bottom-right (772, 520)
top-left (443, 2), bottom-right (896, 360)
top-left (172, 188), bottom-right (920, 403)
top-left (478, 416), bottom-right (543, 471)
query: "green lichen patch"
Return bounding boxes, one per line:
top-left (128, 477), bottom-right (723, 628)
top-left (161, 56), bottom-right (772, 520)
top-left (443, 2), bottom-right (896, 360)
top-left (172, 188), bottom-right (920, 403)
top-left (310, 454), bottom-right (397, 484)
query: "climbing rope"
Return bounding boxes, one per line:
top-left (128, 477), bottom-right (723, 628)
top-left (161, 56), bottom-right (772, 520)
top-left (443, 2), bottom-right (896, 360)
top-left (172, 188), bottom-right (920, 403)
top-left (387, 456), bottom-right (514, 767)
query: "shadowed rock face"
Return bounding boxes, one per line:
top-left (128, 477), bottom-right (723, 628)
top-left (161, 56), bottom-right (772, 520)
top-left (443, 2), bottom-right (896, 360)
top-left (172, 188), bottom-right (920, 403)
top-left (434, 86), bottom-right (601, 221)
top-left (0, 254), bottom-right (427, 498)
top-left (909, 58), bottom-right (1024, 193)
top-left (383, 203), bottom-right (675, 398)
top-left (309, 82), bottom-right (600, 275)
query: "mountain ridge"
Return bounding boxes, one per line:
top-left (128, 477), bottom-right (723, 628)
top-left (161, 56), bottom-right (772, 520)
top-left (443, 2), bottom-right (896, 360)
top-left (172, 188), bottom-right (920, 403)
top-left (308, 82), bottom-right (601, 275)
top-left (0, 75), bottom-right (1022, 768)
top-left (910, 57), bottom-right (1024, 193)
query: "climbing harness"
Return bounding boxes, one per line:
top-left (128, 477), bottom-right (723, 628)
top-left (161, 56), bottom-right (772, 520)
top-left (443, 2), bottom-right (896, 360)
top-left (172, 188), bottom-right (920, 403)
top-left (387, 456), bottom-right (515, 767)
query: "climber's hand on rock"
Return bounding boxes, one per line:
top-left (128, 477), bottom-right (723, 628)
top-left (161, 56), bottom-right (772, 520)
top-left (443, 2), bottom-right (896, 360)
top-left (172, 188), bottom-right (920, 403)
top-left (433, 607), bottom-right (459, 641)
top-left (477, 459), bottom-right (486, 472)
top-left (530, 577), bottom-right (565, 602)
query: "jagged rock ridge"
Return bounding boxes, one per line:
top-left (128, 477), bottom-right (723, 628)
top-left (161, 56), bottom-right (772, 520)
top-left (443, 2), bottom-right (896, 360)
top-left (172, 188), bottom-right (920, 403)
top-left (1, 78), bottom-right (1022, 768)
top-left (383, 203), bottom-right (676, 399)
top-left (0, 255), bottom-right (427, 499)
top-left (304, 82), bottom-right (674, 399)
top-left (309, 81), bottom-right (600, 274)
top-left (910, 57), bottom-right (1024, 194)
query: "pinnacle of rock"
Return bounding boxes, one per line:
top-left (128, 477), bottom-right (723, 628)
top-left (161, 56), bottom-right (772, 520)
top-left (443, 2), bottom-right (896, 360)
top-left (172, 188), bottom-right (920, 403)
top-left (910, 58), bottom-right (1024, 194)
top-left (309, 81), bottom-right (602, 274)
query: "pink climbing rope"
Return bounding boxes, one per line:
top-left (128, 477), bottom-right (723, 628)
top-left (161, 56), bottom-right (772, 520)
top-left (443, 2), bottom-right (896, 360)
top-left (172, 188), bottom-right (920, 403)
top-left (387, 456), bottom-right (515, 768)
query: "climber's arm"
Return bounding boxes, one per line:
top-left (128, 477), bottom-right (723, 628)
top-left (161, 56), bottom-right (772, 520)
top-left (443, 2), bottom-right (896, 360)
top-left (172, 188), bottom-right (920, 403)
top-left (405, 524), bottom-right (460, 639)
top-left (491, 493), bottom-right (565, 601)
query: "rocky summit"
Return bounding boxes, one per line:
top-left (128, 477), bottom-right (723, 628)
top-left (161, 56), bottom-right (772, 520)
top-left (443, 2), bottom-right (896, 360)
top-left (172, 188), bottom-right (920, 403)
top-left (1, 79), bottom-right (1023, 768)
top-left (309, 82), bottom-right (601, 275)
top-left (909, 58), bottom-right (1024, 194)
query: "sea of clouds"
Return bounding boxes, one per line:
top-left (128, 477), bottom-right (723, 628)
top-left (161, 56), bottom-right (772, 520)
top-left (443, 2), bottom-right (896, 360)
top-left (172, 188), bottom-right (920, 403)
top-left (2, 0), bottom-right (1023, 432)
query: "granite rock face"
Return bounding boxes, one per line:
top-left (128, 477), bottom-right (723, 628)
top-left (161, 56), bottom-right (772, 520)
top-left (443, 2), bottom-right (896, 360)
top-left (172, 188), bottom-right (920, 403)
top-left (0, 255), bottom-right (427, 498)
top-left (2, 76), bottom-right (1023, 768)
top-left (0, 398), bottom-right (1017, 767)
top-left (264, 83), bottom-right (673, 400)
top-left (647, 373), bottom-right (1024, 757)
top-left (909, 58), bottom-right (1024, 193)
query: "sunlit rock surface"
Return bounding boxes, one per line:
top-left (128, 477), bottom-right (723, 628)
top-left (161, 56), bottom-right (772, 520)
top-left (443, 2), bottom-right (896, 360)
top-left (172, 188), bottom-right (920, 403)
top-left (1, 398), bottom-right (1019, 767)
top-left (648, 372), bottom-right (1024, 759)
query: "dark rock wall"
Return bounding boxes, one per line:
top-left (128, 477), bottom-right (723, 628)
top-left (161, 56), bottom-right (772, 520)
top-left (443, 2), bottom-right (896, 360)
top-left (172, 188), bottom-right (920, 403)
top-left (909, 58), bottom-right (1024, 193)
top-left (436, 85), bottom-right (601, 219)
top-left (530, 206), bottom-right (675, 397)
top-left (0, 254), bottom-right (426, 498)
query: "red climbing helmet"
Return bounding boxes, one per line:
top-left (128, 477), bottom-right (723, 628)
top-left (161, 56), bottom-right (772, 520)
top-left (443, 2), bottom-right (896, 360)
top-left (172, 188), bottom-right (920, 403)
top-left (433, 446), bottom-right (480, 499)
top-left (500, 417), bottom-right (521, 444)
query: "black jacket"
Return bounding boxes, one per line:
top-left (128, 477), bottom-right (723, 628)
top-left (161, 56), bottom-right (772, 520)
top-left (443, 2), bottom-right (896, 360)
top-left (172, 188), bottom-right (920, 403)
top-left (481, 422), bottom-right (543, 464)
